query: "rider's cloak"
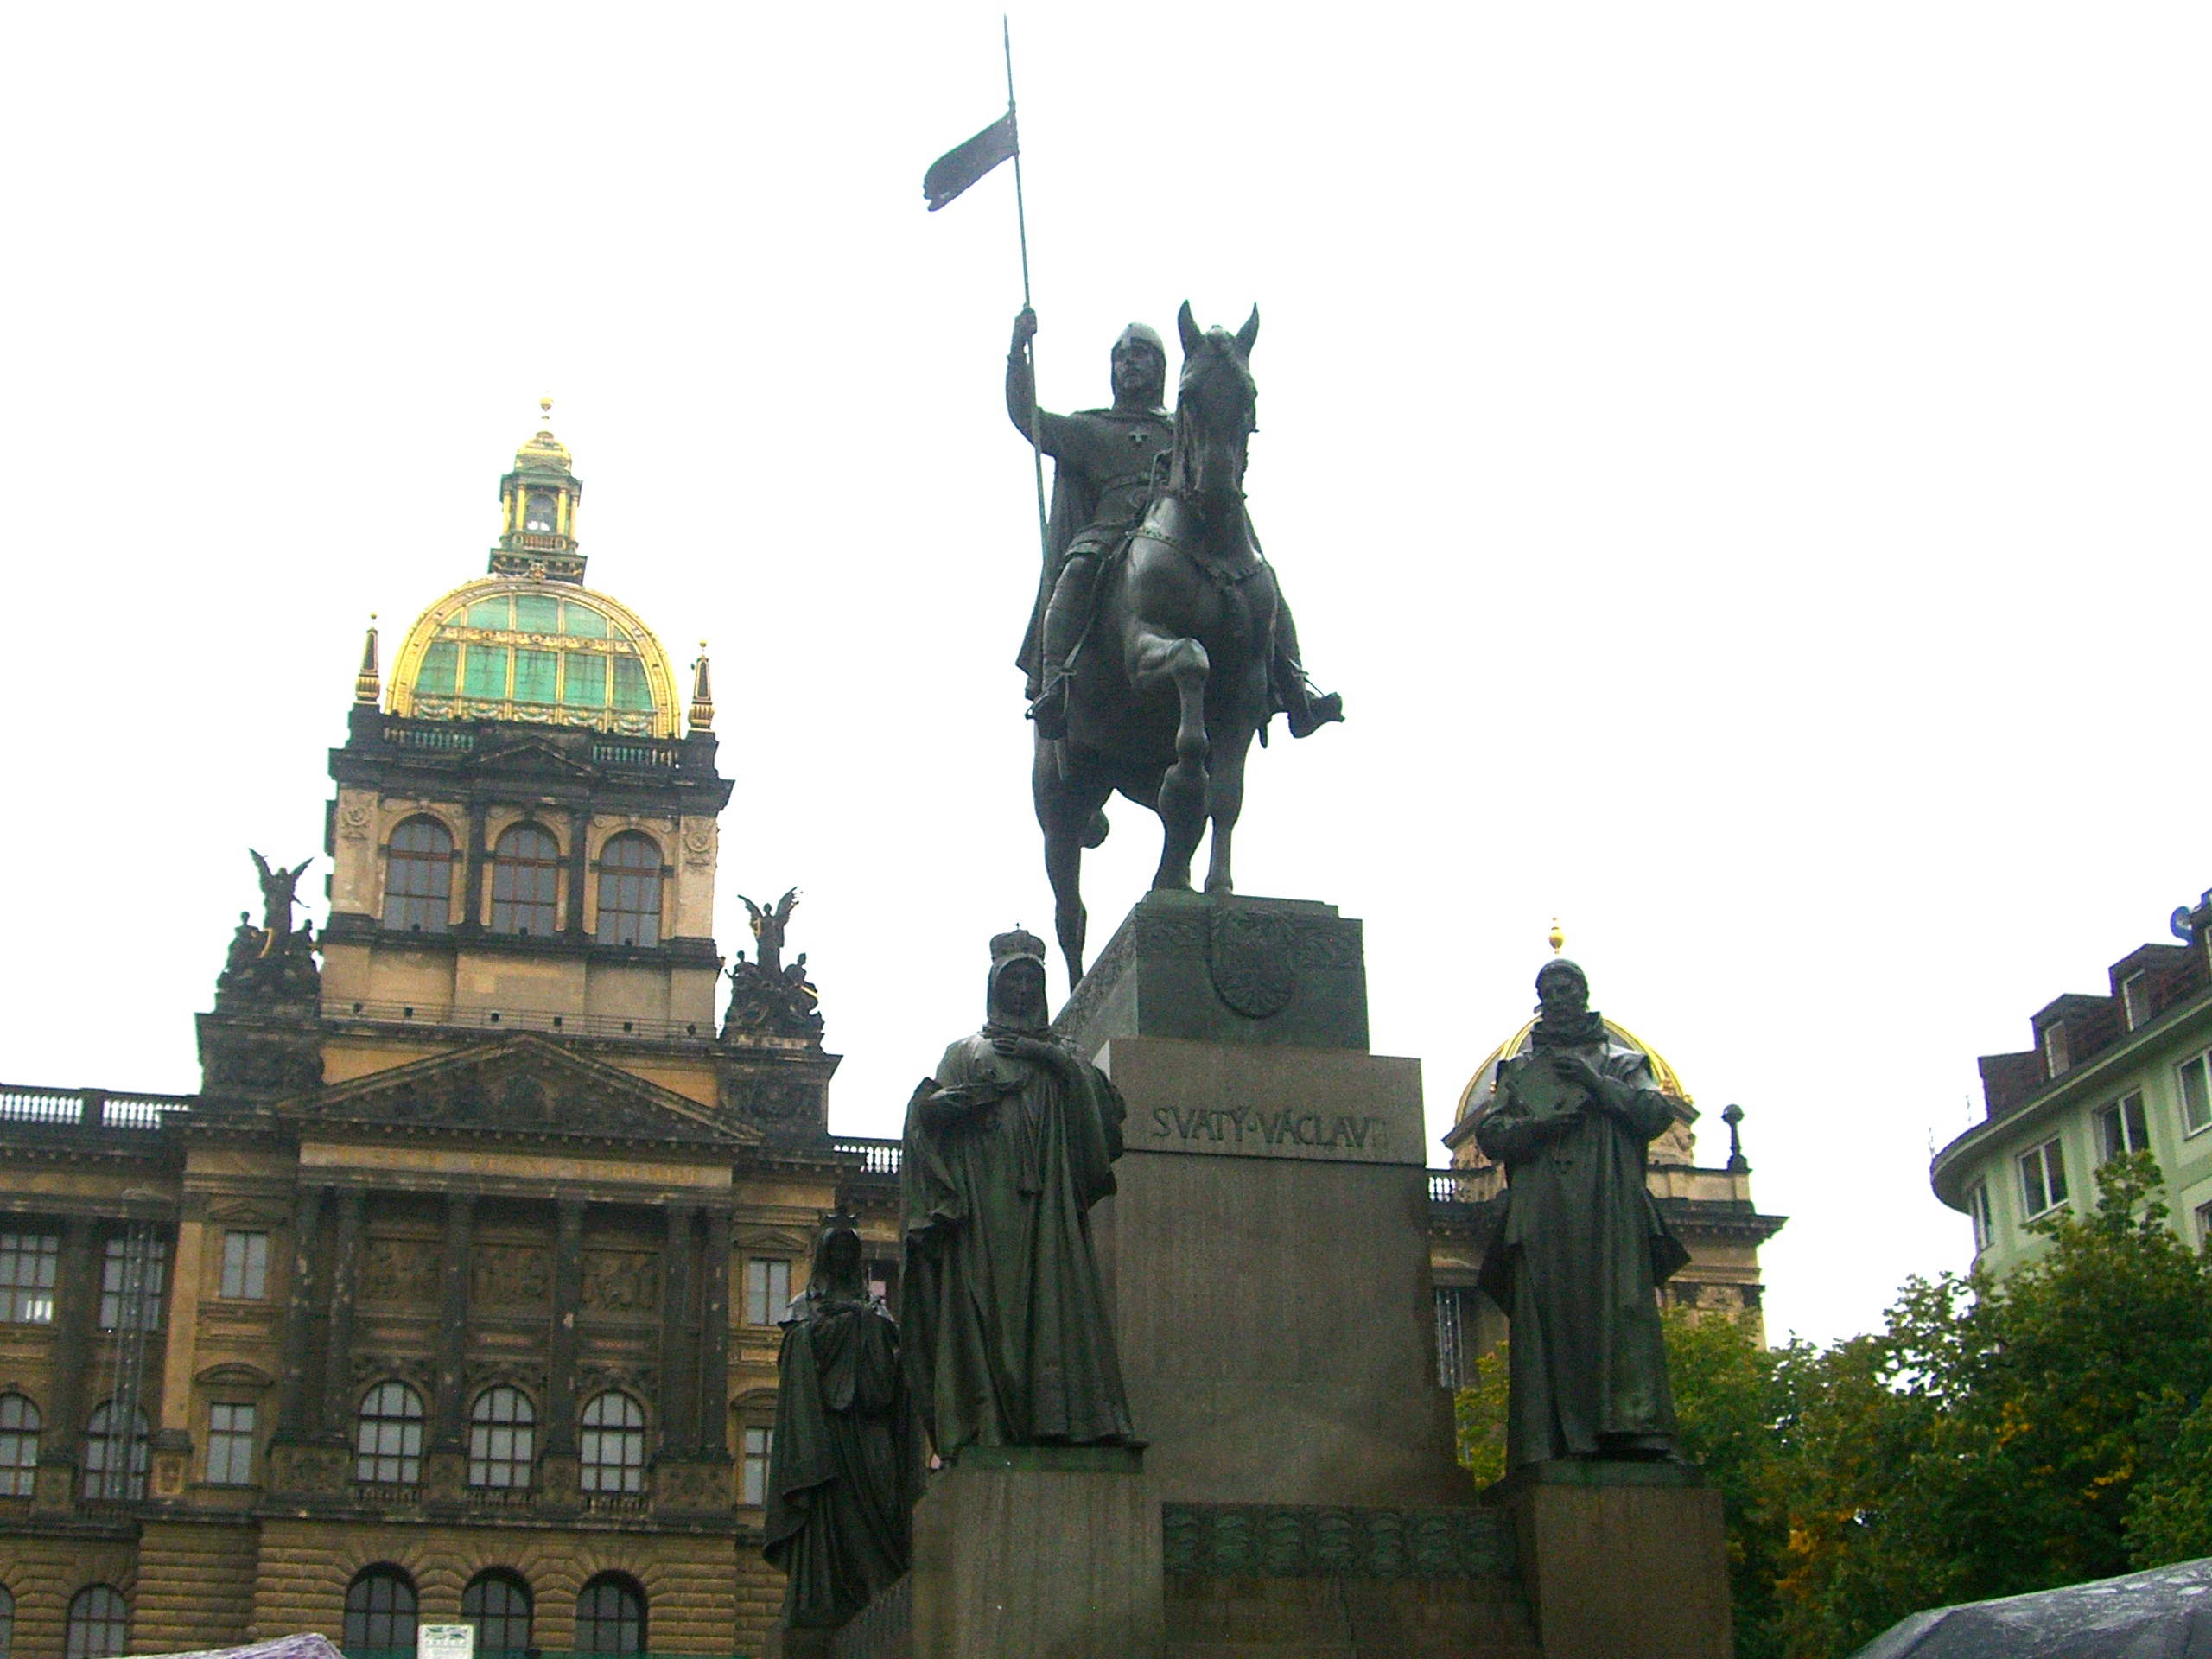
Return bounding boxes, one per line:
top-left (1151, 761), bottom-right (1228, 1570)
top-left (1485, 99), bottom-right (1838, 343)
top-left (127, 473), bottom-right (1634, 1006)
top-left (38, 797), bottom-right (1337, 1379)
top-left (897, 956), bottom-right (1136, 1456)
top-left (1472, 1014), bottom-right (1688, 1468)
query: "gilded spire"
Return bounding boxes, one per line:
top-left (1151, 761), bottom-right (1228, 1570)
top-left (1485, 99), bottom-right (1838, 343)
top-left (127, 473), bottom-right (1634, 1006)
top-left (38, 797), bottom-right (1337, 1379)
top-left (1548, 918), bottom-right (1564, 956)
top-left (689, 642), bottom-right (715, 732)
top-left (354, 614), bottom-right (381, 705)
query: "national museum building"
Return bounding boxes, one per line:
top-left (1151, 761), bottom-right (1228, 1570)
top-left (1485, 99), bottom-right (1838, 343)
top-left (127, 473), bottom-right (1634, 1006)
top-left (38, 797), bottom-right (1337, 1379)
top-left (0, 418), bottom-right (1785, 1659)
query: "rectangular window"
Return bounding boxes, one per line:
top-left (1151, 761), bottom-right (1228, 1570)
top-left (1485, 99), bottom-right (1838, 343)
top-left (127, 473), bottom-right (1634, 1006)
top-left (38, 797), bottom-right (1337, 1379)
top-left (2019, 1138), bottom-right (2069, 1218)
top-left (742, 1426), bottom-right (772, 1506)
top-left (204, 1402), bottom-right (256, 1485)
top-left (611, 654), bottom-right (652, 711)
top-left (744, 1258), bottom-right (791, 1325)
top-left (1967, 1181), bottom-right (1993, 1254)
top-left (2197, 1200), bottom-right (2212, 1247)
top-left (2180, 1052), bottom-right (2212, 1135)
top-left (512, 648), bottom-right (557, 703)
top-left (463, 645), bottom-right (510, 699)
top-left (219, 1230), bottom-right (269, 1300)
top-left (0, 1233), bottom-right (59, 1323)
top-left (561, 652), bottom-right (606, 707)
top-left (2095, 1094), bottom-right (2152, 1164)
top-left (2043, 1022), bottom-right (2069, 1077)
top-left (416, 640), bottom-right (459, 696)
top-left (466, 597), bottom-right (511, 629)
top-left (99, 1234), bottom-right (167, 1330)
top-left (514, 593), bottom-right (558, 634)
top-left (2123, 972), bottom-right (2152, 1032)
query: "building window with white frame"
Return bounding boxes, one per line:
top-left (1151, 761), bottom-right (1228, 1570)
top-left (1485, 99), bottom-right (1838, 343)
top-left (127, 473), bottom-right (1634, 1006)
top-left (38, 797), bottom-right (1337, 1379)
top-left (744, 1258), bottom-right (791, 1325)
top-left (2043, 1022), bottom-right (2069, 1077)
top-left (1966, 1181), bottom-right (1993, 1255)
top-left (2122, 971), bottom-right (2152, 1032)
top-left (741, 1425), bottom-right (772, 1505)
top-left (97, 1235), bottom-right (165, 1331)
top-left (0, 1234), bottom-right (58, 1324)
top-left (2095, 1093), bottom-right (2152, 1164)
top-left (2019, 1137), bottom-right (2069, 1218)
top-left (2179, 1050), bottom-right (2212, 1135)
top-left (218, 1231), bottom-right (269, 1300)
top-left (203, 1402), bottom-right (256, 1485)
top-left (2196, 1200), bottom-right (2212, 1248)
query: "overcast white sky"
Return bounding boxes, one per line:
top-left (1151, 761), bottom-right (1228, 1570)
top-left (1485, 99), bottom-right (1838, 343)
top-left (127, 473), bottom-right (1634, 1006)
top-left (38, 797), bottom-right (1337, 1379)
top-left (2, 5), bottom-right (2205, 1348)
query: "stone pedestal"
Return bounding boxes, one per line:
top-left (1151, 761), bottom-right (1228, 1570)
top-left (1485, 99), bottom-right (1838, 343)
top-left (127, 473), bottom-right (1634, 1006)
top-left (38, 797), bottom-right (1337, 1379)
top-left (1060, 892), bottom-right (1464, 1509)
top-left (1484, 1462), bottom-right (1732, 1659)
top-left (906, 1447), bottom-right (1160, 1659)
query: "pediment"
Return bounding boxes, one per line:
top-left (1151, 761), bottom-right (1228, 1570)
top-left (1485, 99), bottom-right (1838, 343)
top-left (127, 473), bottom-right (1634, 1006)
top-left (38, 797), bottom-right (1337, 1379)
top-left (197, 1363), bottom-right (275, 1388)
top-left (465, 736), bottom-right (601, 778)
top-left (283, 1035), bottom-right (758, 1147)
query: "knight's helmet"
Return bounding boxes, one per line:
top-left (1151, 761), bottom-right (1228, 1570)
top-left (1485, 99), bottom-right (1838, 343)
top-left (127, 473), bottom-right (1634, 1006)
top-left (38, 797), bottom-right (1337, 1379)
top-left (1111, 322), bottom-right (1168, 404)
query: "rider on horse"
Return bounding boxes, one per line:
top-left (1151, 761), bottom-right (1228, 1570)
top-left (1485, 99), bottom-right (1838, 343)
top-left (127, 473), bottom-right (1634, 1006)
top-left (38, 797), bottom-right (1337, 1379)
top-left (1007, 308), bottom-right (1341, 742)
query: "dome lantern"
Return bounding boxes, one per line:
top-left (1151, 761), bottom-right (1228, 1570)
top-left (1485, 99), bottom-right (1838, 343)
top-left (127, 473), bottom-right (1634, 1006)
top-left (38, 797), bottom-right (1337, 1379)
top-left (492, 397), bottom-right (585, 583)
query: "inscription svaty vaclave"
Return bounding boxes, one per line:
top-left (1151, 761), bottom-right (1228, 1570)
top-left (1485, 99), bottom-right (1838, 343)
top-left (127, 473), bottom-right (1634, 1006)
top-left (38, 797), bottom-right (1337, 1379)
top-left (1098, 1036), bottom-right (1421, 1167)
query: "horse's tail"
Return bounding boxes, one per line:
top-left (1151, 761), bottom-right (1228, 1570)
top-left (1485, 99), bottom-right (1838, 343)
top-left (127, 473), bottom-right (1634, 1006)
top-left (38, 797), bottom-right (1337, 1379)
top-left (1084, 809), bottom-right (1110, 850)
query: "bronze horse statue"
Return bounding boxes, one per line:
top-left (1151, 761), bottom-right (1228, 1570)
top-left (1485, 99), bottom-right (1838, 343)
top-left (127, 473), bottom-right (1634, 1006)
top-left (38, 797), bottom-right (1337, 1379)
top-left (1033, 302), bottom-right (1325, 987)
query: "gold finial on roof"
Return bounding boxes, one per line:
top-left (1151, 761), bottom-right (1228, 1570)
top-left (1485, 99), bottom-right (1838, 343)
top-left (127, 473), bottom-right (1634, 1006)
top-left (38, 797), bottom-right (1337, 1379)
top-left (688, 641), bottom-right (715, 734)
top-left (1548, 918), bottom-right (1564, 955)
top-left (540, 396), bottom-right (554, 423)
top-left (354, 613), bottom-right (381, 705)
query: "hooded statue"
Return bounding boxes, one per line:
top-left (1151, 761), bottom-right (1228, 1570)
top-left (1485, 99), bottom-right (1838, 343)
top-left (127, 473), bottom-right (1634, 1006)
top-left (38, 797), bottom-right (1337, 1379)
top-left (762, 1217), bottom-right (922, 1637)
top-left (897, 927), bottom-right (1136, 1456)
top-left (1473, 957), bottom-right (1689, 1468)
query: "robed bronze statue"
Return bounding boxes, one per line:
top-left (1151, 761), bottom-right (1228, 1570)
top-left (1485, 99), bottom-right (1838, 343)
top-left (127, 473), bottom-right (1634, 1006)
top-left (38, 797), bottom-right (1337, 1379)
top-left (1473, 958), bottom-right (1689, 1468)
top-left (898, 928), bottom-right (1135, 1455)
top-left (763, 1217), bottom-right (921, 1641)
top-left (1010, 307), bottom-right (1343, 987)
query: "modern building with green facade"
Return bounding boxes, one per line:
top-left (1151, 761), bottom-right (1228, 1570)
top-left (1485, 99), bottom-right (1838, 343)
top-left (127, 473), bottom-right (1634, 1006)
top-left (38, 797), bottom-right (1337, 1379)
top-left (1932, 888), bottom-right (2212, 1277)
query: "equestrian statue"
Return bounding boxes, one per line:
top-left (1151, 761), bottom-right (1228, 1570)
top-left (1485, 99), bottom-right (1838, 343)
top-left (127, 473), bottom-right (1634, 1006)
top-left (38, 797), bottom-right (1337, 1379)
top-left (1009, 303), bottom-right (1343, 987)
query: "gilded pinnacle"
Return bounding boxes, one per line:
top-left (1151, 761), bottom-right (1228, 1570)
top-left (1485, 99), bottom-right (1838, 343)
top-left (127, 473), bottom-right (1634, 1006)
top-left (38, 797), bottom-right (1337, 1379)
top-left (1548, 918), bottom-right (1564, 956)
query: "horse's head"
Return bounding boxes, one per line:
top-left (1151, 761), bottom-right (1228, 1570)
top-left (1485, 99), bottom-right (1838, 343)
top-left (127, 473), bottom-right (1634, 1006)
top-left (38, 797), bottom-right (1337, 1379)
top-left (1170, 302), bottom-right (1260, 512)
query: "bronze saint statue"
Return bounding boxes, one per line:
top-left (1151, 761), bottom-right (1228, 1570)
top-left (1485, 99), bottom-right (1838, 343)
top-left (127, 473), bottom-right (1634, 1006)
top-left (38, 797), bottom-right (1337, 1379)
top-left (1021, 305), bottom-right (1344, 986)
top-left (898, 927), bottom-right (1135, 1455)
top-left (763, 1217), bottom-right (921, 1643)
top-left (1007, 307), bottom-right (1339, 748)
top-left (1473, 957), bottom-right (1689, 1468)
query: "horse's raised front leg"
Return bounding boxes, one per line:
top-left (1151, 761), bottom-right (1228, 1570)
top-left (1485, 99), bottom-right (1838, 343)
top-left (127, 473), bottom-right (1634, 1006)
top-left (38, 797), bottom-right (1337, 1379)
top-left (1127, 628), bottom-right (1211, 890)
top-left (1205, 721), bottom-right (1255, 895)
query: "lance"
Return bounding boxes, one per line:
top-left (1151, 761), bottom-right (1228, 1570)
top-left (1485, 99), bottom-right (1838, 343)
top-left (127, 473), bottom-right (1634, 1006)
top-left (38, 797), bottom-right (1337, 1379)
top-left (1004, 18), bottom-right (1052, 579)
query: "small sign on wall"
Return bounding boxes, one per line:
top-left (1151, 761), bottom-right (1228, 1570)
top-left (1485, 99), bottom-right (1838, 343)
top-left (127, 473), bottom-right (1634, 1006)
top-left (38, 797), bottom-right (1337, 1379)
top-left (418, 1625), bottom-right (474, 1659)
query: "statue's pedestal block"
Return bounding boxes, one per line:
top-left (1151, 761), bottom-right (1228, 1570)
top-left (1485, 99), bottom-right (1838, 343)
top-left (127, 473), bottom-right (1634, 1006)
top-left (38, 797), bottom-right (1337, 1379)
top-left (1058, 892), bottom-right (1464, 1509)
top-left (1484, 1462), bottom-right (1732, 1659)
top-left (905, 1447), bottom-right (1160, 1659)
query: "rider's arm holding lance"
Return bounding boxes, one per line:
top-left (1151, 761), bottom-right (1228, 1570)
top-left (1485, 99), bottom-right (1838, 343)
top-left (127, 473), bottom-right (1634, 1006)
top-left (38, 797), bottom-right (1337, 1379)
top-left (1007, 307), bottom-right (1075, 458)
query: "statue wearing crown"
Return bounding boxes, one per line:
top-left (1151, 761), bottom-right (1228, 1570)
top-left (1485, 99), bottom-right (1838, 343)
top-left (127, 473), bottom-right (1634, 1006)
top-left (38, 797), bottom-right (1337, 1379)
top-left (898, 927), bottom-right (1136, 1457)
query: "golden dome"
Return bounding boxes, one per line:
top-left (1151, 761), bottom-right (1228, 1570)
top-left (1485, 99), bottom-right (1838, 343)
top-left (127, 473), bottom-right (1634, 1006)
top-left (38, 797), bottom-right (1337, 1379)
top-left (386, 575), bottom-right (681, 739)
top-left (1452, 1012), bottom-right (1693, 1135)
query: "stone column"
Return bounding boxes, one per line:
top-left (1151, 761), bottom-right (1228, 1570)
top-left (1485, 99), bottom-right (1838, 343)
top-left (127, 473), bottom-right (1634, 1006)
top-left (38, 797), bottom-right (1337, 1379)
top-left (274, 1187), bottom-right (324, 1436)
top-left (33, 1214), bottom-right (100, 1511)
top-left (433, 1192), bottom-right (474, 1451)
top-left (464, 803), bottom-right (489, 931)
top-left (154, 1214), bottom-right (207, 1499)
top-left (564, 809), bottom-right (590, 942)
top-left (321, 1190), bottom-right (365, 1436)
top-left (657, 1204), bottom-right (696, 1458)
top-left (545, 1198), bottom-right (585, 1459)
top-left (697, 1209), bottom-right (732, 1459)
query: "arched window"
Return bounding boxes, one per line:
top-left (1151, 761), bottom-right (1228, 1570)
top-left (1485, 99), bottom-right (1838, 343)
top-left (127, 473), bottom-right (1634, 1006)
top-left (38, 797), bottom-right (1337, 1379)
top-left (524, 490), bottom-right (556, 534)
top-left (0, 1395), bottom-right (39, 1496)
top-left (355, 1381), bottom-right (425, 1484)
top-left (575, 1574), bottom-right (645, 1656)
top-left (594, 835), bottom-right (664, 947)
top-left (383, 817), bottom-right (454, 933)
top-left (343, 1567), bottom-right (416, 1652)
top-left (467, 1386), bottom-right (536, 1489)
top-left (0, 1582), bottom-right (16, 1658)
top-left (79, 1402), bottom-right (148, 1501)
top-left (64, 1586), bottom-right (128, 1659)
top-left (461, 1571), bottom-right (533, 1658)
top-left (579, 1390), bottom-right (646, 1494)
top-left (490, 823), bottom-right (560, 936)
